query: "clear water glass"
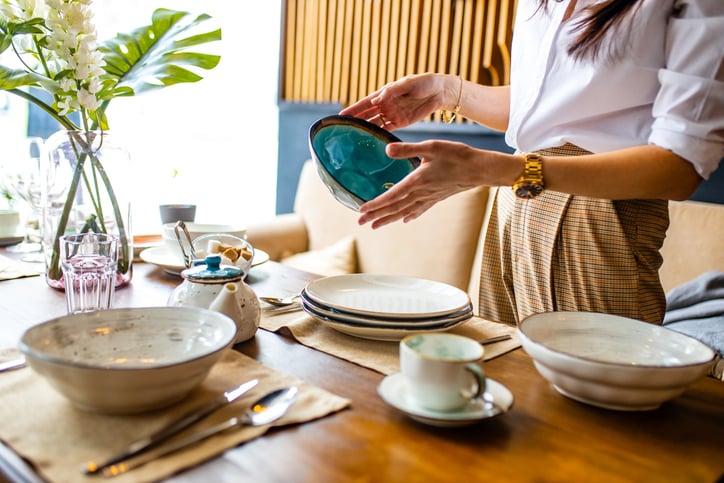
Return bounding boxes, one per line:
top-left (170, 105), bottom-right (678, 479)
top-left (59, 233), bottom-right (119, 314)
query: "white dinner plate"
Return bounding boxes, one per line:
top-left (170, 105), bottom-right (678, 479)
top-left (301, 290), bottom-right (473, 328)
top-left (303, 303), bottom-right (471, 341)
top-left (139, 245), bottom-right (270, 276)
top-left (377, 372), bottom-right (514, 427)
top-left (304, 274), bottom-right (471, 319)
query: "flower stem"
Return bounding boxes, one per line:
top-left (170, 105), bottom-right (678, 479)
top-left (46, 131), bottom-right (131, 279)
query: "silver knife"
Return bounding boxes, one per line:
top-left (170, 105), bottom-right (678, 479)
top-left (82, 378), bottom-right (258, 475)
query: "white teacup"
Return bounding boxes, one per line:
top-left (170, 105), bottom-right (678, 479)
top-left (400, 333), bottom-right (486, 412)
top-left (162, 222), bottom-right (247, 264)
top-left (0, 210), bottom-right (21, 238)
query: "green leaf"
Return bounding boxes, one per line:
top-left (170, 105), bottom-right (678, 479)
top-left (0, 65), bottom-right (44, 89)
top-left (99, 8), bottom-right (221, 98)
top-left (0, 18), bottom-right (45, 53)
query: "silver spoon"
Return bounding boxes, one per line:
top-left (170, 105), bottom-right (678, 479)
top-left (259, 294), bottom-right (301, 307)
top-left (101, 386), bottom-right (299, 477)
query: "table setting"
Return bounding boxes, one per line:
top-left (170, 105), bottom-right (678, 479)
top-left (1, 256), bottom-right (723, 482)
top-left (0, 113), bottom-right (722, 482)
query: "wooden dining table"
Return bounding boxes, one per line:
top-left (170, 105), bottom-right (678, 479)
top-left (1, 252), bottom-right (722, 483)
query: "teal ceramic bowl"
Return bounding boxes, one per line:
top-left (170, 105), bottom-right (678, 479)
top-left (309, 115), bottom-right (421, 211)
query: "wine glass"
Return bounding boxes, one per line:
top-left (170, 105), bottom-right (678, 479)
top-left (1, 137), bottom-right (46, 261)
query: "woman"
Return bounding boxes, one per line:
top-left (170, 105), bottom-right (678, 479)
top-left (340, 0), bottom-right (723, 325)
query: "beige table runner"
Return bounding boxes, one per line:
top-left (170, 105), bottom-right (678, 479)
top-left (0, 350), bottom-right (350, 483)
top-left (260, 310), bottom-right (521, 375)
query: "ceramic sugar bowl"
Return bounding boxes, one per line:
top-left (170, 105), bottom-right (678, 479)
top-left (168, 255), bottom-right (261, 343)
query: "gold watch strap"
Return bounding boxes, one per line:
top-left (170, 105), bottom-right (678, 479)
top-left (512, 153), bottom-right (544, 198)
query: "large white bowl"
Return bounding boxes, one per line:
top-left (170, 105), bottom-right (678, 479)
top-left (19, 307), bottom-right (237, 414)
top-left (517, 312), bottom-right (715, 411)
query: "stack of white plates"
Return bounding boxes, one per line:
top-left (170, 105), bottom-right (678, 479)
top-left (301, 274), bottom-right (473, 341)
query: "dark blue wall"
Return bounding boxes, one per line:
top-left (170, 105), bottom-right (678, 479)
top-left (691, 162), bottom-right (724, 204)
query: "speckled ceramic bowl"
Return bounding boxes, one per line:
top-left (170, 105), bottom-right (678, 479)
top-left (309, 115), bottom-right (421, 211)
top-left (19, 307), bottom-right (236, 414)
top-left (518, 312), bottom-right (715, 411)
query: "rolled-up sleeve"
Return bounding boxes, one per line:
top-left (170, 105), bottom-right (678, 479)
top-left (650, 0), bottom-right (724, 179)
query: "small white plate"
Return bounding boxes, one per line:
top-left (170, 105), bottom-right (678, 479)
top-left (378, 372), bottom-right (514, 427)
top-left (305, 274), bottom-right (471, 319)
top-left (139, 245), bottom-right (270, 276)
top-left (303, 303), bottom-right (471, 341)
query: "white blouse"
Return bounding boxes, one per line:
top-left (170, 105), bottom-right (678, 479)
top-left (506, 0), bottom-right (724, 179)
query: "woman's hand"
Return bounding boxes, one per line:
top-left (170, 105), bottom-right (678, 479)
top-left (358, 140), bottom-right (517, 229)
top-left (340, 73), bottom-right (458, 130)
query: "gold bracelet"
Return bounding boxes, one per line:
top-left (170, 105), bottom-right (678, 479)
top-left (441, 75), bottom-right (463, 124)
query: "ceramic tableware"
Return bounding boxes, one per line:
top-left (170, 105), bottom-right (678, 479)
top-left (518, 311), bottom-right (716, 411)
top-left (167, 255), bottom-right (261, 343)
top-left (400, 333), bottom-right (486, 412)
top-left (159, 204), bottom-right (197, 224)
top-left (0, 210), bottom-right (21, 238)
top-left (378, 372), bottom-right (513, 427)
top-left (308, 115), bottom-right (421, 211)
top-left (300, 289), bottom-right (473, 327)
top-left (304, 274), bottom-right (471, 319)
top-left (301, 303), bottom-right (471, 341)
top-left (18, 307), bottom-right (237, 414)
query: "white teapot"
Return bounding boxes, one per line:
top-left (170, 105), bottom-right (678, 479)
top-left (167, 255), bottom-right (261, 343)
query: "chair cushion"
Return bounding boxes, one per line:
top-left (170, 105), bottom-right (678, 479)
top-left (660, 200), bottom-right (724, 293)
top-left (281, 236), bottom-right (357, 276)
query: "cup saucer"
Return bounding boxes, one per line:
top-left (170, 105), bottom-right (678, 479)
top-left (139, 246), bottom-right (270, 276)
top-left (377, 372), bottom-right (514, 427)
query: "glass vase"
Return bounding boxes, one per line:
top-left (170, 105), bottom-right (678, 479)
top-left (42, 130), bottom-right (133, 289)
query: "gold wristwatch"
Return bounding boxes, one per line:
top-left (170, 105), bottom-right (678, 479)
top-left (512, 153), bottom-right (544, 199)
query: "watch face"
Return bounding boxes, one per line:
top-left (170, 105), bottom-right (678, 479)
top-left (515, 183), bottom-right (544, 199)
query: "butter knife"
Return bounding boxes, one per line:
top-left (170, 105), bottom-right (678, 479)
top-left (82, 378), bottom-right (258, 475)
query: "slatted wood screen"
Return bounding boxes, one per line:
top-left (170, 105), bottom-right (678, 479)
top-left (280, 0), bottom-right (517, 122)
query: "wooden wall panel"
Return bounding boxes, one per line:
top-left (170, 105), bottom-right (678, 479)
top-left (280, 0), bottom-right (516, 122)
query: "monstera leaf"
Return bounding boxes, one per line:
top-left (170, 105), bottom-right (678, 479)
top-left (0, 66), bottom-right (45, 90)
top-left (99, 8), bottom-right (221, 105)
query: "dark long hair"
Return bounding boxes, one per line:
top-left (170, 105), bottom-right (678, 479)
top-left (539, 0), bottom-right (643, 61)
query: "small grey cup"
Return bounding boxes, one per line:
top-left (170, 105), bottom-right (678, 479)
top-left (159, 204), bottom-right (197, 224)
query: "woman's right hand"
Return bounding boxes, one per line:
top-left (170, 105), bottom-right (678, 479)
top-left (339, 73), bottom-right (458, 131)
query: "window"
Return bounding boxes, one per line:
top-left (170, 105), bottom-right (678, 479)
top-left (4, 0), bottom-right (281, 235)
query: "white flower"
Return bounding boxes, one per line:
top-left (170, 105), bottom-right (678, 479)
top-left (0, 0), bottom-right (46, 21)
top-left (42, 0), bottom-right (105, 118)
top-left (77, 86), bottom-right (99, 111)
top-left (59, 77), bottom-right (74, 92)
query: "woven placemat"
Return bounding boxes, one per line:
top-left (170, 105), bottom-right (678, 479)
top-left (0, 350), bottom-right (350, 483)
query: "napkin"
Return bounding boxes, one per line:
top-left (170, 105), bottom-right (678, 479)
top-left (0, 254), bottom-right (42, 281)
top-left (0, 350), bottom-right (350, 483)
top-left (260, 311), bottom-right (521, 375)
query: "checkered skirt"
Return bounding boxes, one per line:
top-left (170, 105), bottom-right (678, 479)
top-left (478, 144), bottom-right (669, 325)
